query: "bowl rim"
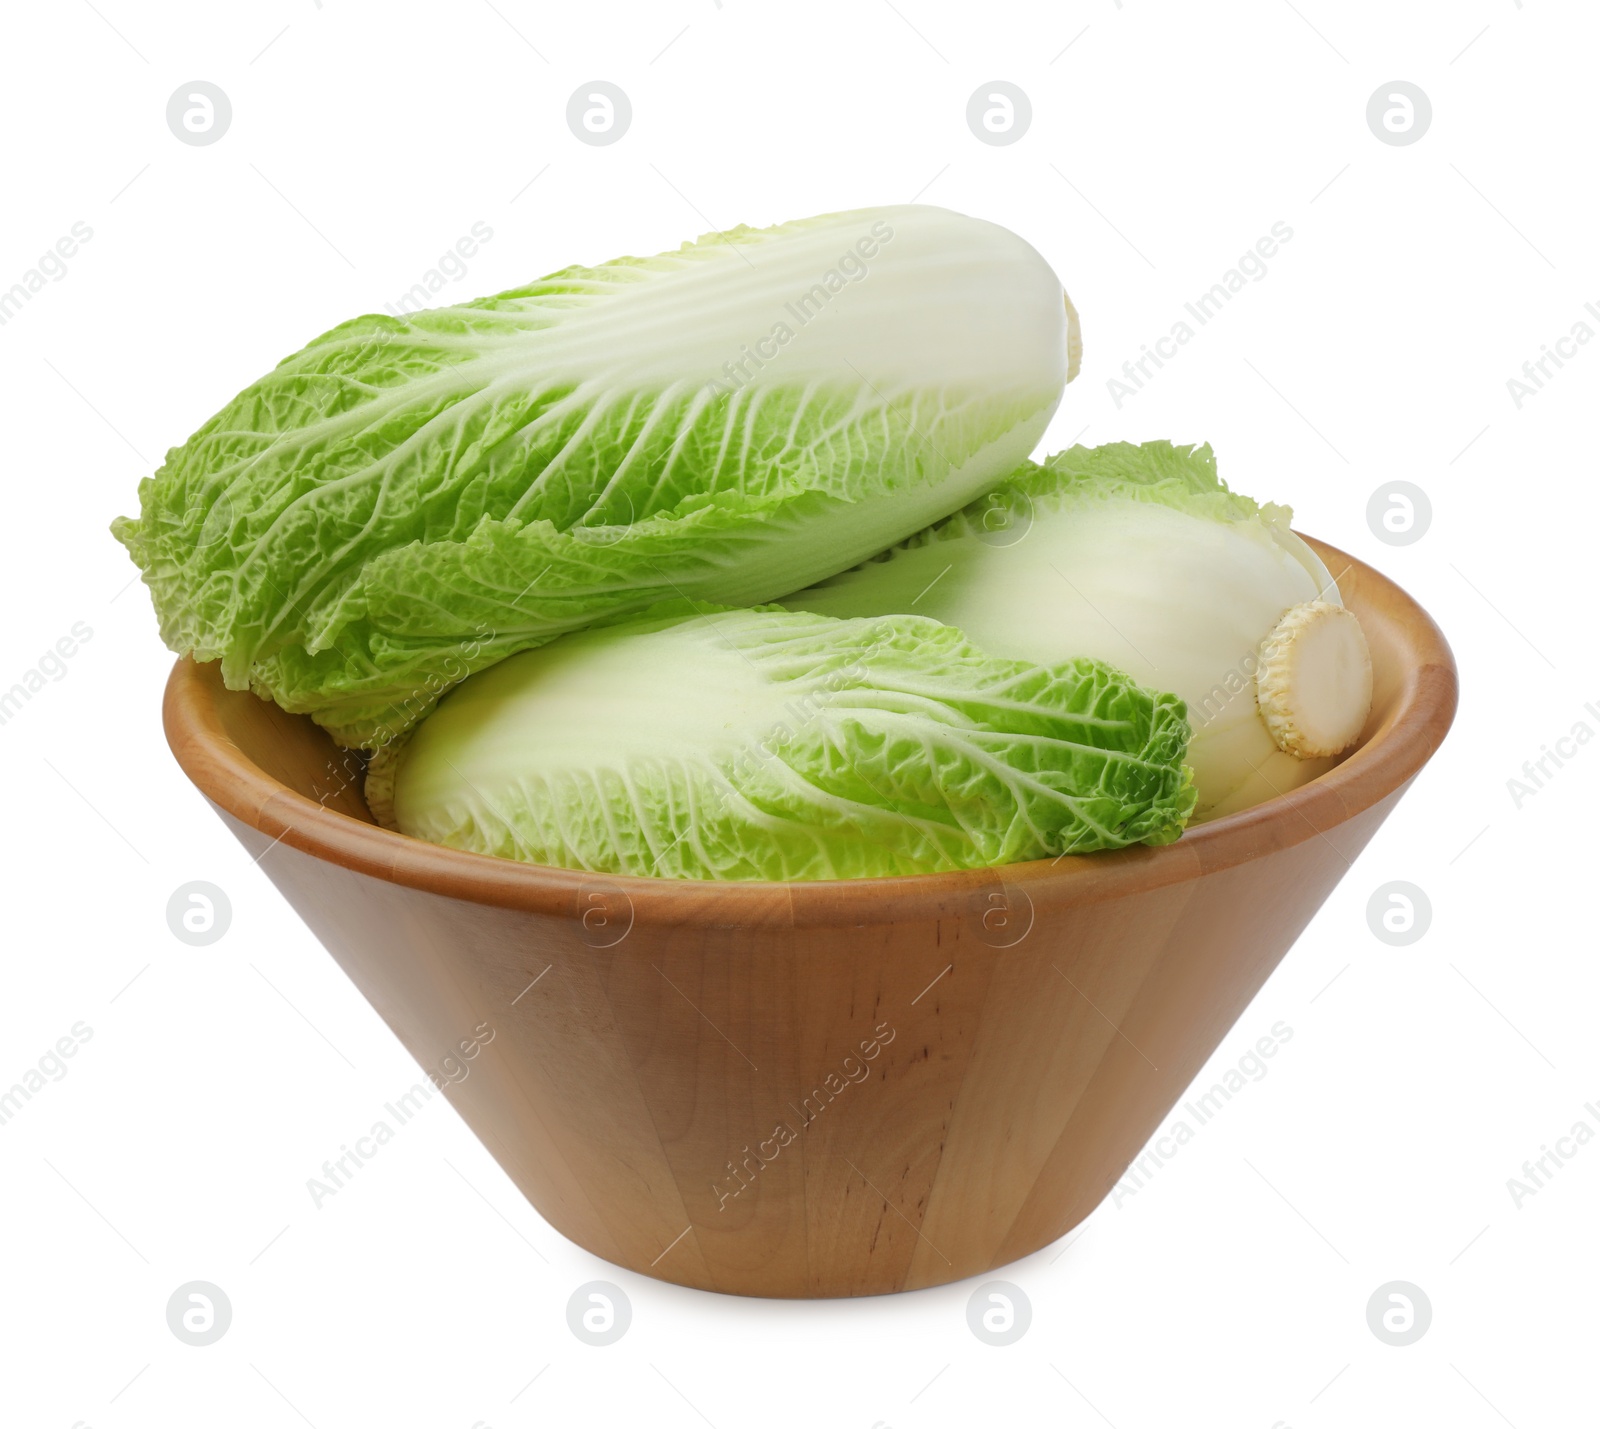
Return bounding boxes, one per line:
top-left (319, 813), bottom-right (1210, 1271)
top-left (163, 536), bottom-right (1457, 926)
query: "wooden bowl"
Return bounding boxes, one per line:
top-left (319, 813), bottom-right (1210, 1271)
top-left (163, 538), bottom-right (1455, 1298)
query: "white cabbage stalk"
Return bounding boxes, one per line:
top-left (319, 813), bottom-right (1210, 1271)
top-left (787, 441), bottom-right (1373, 820)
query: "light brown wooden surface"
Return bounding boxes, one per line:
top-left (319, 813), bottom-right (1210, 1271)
top-left (163, 538), bottom-right (1456, 1298)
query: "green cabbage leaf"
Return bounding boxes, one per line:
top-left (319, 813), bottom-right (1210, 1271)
top-left (112, 206), bottom-right (1074, 749)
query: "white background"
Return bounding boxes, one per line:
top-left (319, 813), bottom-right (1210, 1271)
top-left (1, 1), bottom-right (1595, 1425)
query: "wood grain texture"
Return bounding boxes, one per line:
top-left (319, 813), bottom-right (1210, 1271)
top-left (164, 538), bottom-right (1455, 1297)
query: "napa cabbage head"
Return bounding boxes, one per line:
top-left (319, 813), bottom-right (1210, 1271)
top-left (111, 205), bottom-right (1076, 750)
top-left (376, 603), bottom-right (1194, 881)
top-left (786, 441), bottom-right (1372, 819)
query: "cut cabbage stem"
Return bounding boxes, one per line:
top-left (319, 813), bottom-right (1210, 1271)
top-left (1254, 601), bottom-right (1373, 759)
